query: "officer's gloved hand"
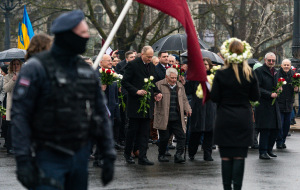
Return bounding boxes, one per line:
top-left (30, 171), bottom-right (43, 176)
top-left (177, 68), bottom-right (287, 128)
top-left (101, 158), bottom-right (115, 186)
top-left (16, 155), bottom-right (41, 189)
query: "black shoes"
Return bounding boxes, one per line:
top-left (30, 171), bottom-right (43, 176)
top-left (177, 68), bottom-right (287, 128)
top-left (174, 154), bottom-right (185, 163)
top-left (115, 143), bottom-right (125, 150)
top-left (158, 155), bottom-right (169, 162)
top-left (189, 155), bottom-right (195, 161)
top-left (267, 151), bottom-right (277, 157)
top-left (93, 159), bottom-right (103, 167)
top-left (204, 156), bottom-right (214, 161)
top-left (259, 153), bottom-right (270, 160)
top-left (138, 158), bottom-right (154, 165)
top-left (168, 144), bottom-right (176, 149)
top-left (251, 145), bottom-right (259, 149)
top-left (282, 143), bottom-right (287, 149)
top-left (277, 144), bottom-right (284, 149)
top-left (152, 140), bottom-right (158, 145)
top-left (165, 151), bottom-right (172, 156)
top-left (124, 154), bottom-right (135, 164)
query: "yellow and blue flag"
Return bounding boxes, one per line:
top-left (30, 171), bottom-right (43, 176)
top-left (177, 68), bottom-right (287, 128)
top-left (18, 5), bottom-right (34, 50)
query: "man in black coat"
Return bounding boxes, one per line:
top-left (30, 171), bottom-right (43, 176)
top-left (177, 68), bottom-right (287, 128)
top-left (121, 46), bottom-right (162, 165)
top-left (115, 51), bottom-right (136, 75)
top-left (276, 59), bottom-right (298, 149)
top-left (154, 51), bottom-right (171, 82)
top-left (255, 52), bottom-right (281, 160)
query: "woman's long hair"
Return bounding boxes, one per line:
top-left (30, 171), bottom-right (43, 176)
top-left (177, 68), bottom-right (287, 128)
top-left (8, 59), bottom-right (23, 74)
top-left (223, 40), bottom-right (252, 84)
top-left (25, 33), bottom-right (53, 61)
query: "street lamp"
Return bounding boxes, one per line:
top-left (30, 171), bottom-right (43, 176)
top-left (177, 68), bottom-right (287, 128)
top-left (0, 0), bottom-right (22, 50)
top-left (292, 0), bottom-right (300, 68)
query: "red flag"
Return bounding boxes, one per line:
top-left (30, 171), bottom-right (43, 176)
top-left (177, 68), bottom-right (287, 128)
top-left (136, 0), bottom-right (208, 101)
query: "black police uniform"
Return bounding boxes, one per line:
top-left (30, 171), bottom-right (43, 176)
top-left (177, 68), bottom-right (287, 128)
top-left (11, 10), bottom-right (116, 190)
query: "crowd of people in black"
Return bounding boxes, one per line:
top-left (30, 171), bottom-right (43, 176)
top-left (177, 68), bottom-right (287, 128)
top-left (0, 9), bottom-right (299, 190)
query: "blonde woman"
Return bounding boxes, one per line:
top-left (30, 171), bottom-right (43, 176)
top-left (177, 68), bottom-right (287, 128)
top-left (211, 39), bottom-right (260, 190)
top-left (3, 59), bottom-right (23, 154)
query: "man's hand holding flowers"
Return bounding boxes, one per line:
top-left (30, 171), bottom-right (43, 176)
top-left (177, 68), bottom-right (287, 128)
top-left (271, 77), bottom-right (286, 105)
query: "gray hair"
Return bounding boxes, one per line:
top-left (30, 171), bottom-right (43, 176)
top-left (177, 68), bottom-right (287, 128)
top-left (281, 59), bottom-right (291, 65)
top-left (141, 46), bottom-right (153, 54)
top-left (264, 52), bottom-right (276, 59)
top-left (166, 67), bottom-right (178, 76)
top-left (168, 55), bottom-right (176, 60)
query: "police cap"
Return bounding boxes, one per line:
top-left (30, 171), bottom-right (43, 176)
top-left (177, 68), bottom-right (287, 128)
top-left (51, 10), bottom-right (85, 34)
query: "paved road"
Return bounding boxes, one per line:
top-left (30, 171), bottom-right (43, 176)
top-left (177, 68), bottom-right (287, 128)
top-left (1, 131), bottom-right (300, 190)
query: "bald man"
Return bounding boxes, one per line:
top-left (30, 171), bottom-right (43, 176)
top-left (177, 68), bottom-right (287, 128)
top-left (121, 46), bottom-right (162, 165)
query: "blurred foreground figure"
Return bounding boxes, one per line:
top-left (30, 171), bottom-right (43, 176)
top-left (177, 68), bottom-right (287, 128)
top-left (11, 10), bottom-right (116, 190)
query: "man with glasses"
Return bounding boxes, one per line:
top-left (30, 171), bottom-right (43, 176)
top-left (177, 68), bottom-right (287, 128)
top-left (254, 52), bottom-right (281, 160)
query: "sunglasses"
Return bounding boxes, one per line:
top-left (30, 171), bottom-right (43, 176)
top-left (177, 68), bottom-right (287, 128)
top-left (267, 59), bottom-right (276, 63)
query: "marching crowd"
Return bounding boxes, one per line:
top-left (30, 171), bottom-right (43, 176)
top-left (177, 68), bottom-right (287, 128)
top-left (0, 10), bottom-right (298, 190)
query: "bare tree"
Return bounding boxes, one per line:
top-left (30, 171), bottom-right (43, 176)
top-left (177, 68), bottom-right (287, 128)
top-left (201, 0), bottom-right (293, 58)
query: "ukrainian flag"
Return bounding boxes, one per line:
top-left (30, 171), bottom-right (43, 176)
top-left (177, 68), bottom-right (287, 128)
top-left (18, 5), bottom-right (34, 50)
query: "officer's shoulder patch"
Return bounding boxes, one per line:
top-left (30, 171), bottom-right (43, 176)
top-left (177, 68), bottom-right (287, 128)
top-left (19, 77), bottom-right (31, 87)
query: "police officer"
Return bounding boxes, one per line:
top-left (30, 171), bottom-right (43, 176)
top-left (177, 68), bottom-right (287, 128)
top-left (11, 10), bottom-right (116, 190)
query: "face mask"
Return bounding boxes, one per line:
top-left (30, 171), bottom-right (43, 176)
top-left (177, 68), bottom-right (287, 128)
top-left (55, 31), bottom-right (89, 54)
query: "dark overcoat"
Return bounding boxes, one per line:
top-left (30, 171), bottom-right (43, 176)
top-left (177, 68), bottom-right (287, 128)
top-left (154, 63), bottom-right (171, 83)
top-left (277, 68), bottom-right (295, 113)
top-left (185, 81), bottom-right (216, 132)
top-left (121, 57), bottom-right (160, 119)
top-left (254, 64), bottom-right (281, 129)
top-left (211, 67), bottom-right (260, 147)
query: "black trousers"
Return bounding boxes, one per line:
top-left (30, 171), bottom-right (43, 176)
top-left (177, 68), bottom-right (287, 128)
top-left (258, 129), bottom-right (278, 154)
top-left (124, 118), bottom-right (150, 159)
top-left (188, 131), bottom-right (213, 158)
top-left (158, 119), bottom-right (185, 156)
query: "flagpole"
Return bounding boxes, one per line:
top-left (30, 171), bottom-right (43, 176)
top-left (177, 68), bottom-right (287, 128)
top-left (93, 0), bottom-right (133, 69)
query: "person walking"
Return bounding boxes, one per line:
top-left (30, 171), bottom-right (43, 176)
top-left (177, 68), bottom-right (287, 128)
top-left (154, 67), bottom-right (191, 163)
top-left (187, 57), bottom-right (216, 161)
top-left (255, 52), bottom-right (281, 159)
top-left (276, 59), bottom-right (298, 149)
top-left (211, 38), bottom-right (260, 190)
top-left (122, 46), bottom-right (162, 165)
top-left (11, 10), bottom-right (116, 190)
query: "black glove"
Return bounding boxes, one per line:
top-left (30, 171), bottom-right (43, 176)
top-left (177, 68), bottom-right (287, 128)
top-left (101, 158), bottom-right (115, 186)
top-left (16, 156), bottom-right (41, 189)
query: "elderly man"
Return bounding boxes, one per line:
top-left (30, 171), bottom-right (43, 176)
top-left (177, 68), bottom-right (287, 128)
top-left (154, 68), bottom-right (192, 163)
top-left (276, 59), bottom-right (298, 149)
top-left (11, 10), bottom-right (116, 189)
top-left (255, 52), bottom-right (281, 160)
top-left (93, 55), bottom-right (120, 167)
top-left (168, 55), bottom-right (176, 65)
top-left (122, 46), bottom-right (162, 165)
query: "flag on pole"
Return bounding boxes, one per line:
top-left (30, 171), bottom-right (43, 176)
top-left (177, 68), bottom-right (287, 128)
top-left (18, 22), bottom-right (25, 49)
top-left (136, 0), bottom-right (208, 101)
top-left (18, 5), bottom-right (34, 50)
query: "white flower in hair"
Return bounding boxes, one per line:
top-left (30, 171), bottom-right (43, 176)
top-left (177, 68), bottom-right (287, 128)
top-left (220, 37), bottom-right (253, 64)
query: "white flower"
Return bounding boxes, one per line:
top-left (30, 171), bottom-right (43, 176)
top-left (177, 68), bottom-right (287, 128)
top-left (283, 81), bottom-right (287, 85)
top-left (232, 53), bottom-right (237, 58)
top-left (144, 78), bottom-right (148, 83)
top-left (118, 74), bottom-right (123, 79)
top-left (99, 69), bottom-right (102, 73)
top-left (113, 73), bottom-right (118, 78)
top-left (150, 76), bottom-right (154, 81)
top-left (195, 84), bottom-right (203, 98)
